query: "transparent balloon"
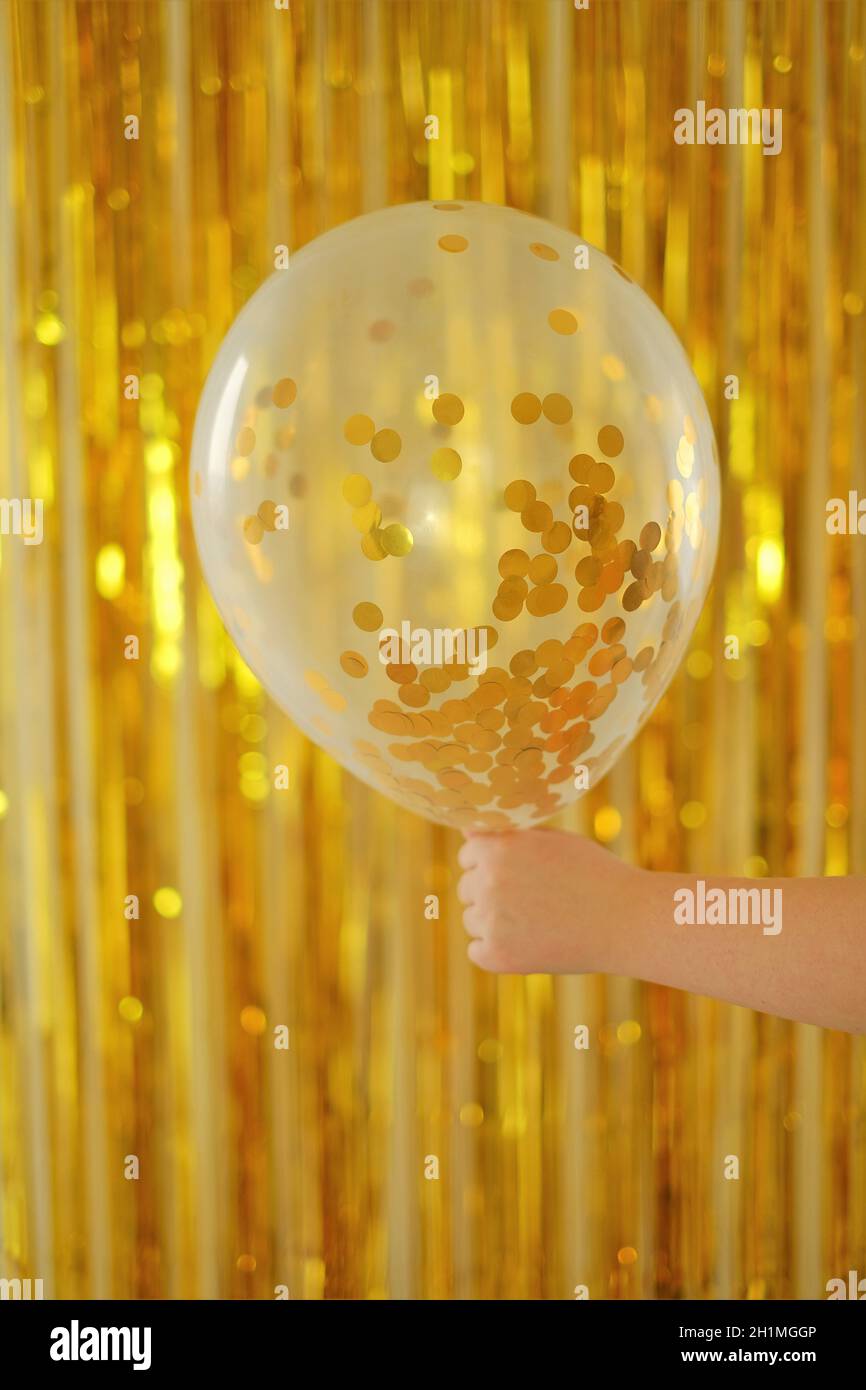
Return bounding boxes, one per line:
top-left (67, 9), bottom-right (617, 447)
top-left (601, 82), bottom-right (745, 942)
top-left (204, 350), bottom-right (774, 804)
top-left (191, 200), bottom-right (719, 829)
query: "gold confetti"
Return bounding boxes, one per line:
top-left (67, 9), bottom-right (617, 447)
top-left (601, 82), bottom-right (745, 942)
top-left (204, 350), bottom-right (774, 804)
top-left (257, 500), bottom-right (279, 530)
top-left (576, 556), bottom-right (602, 586)
top-left (399, 683), bottom-right (429, 708)
top-left (235, 425), bottom-right (256, 456)
top-left (510, 650), bottom-right (537, 676)
top-left (352, 500), bottom-right (381, 532)
top-left (579, 584), bottom-right (605, 612)
top-left (240, 1005), bottom-right (266, 1036)
top-left (542, 392), bottom-right (572, 424)
top-left (342, 473), bottom-right (372, 507)
top-left (499, 548), bottom-right (530, 577)
top-left (370, 428), bottom-right (401, 462)
top-left (344, 414), bottom-right (376, 445)
top-left (340, 651), bottom-right (369, 678)
top-left (548, 307), bottom-right (578, 334)
top-left (353, 602), bottom-right (383, 631)
top-left (521, 500), bottom-right (553, 532)
top-left (529, 553), bottom-right (557, 585)
top-left (432, 393), bottom-right (465, 426)
top-left (492, 594), bottom-right (522, 621)
top-left (677, 435), bottom-right (695, 477)
top-left (430, 447), bottom-right (462, 481)
top-left (597, 424), bottom-right (624, 457)
top-left (569, 454), bottom-right (594, 483)
top-left (542, 521), bottom-right (572, 553)
top-left (369, 320), bottom-right (395, 341)
top-left (421, 668), bottom-right (450, 693)
top-left (360, 531), bottom-right (387, 561)
top-left (381, 523), bottom-right (413, 556)
top-left (511, 392), bottom-right (542, 424)
top-left (504, 479), bottom-right (536, 510)
top-left (622, 581), bottom-right (645, 611)
top-left (631, 549), bottom-right (651, 579)
top-left (526, 583), bottom-right (567, 615)
top-left (118, 996), bottom-right (143, 1024)
top-left (588, 461), bottom-right (615, 493)
top-left (271, 378), bottom-right (296, 408)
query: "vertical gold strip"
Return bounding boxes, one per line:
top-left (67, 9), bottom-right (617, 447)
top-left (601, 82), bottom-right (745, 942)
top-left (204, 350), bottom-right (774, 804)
top-left (52, 0), bottom-right (112, 1295)
top-left (793, 0), bottom-right (830, 1301)
top-left (0, 0), bottom-right (56, 1292)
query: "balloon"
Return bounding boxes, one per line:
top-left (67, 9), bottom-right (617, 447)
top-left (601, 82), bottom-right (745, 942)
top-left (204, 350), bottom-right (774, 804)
top-left (191, 200), bottom-right (719, 830)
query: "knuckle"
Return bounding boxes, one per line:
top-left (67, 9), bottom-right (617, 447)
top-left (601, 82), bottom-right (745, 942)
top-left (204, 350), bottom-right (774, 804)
top-left (457, 840), bottom-right (477, 870)
top-left (461, 906), bottom-right (483, 936)
top-left (472, 941), bottom-right (509, 973)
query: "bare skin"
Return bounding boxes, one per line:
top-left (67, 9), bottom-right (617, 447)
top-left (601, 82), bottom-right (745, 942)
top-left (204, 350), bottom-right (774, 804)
top-left (457, 829), bottom-right (866, 1035)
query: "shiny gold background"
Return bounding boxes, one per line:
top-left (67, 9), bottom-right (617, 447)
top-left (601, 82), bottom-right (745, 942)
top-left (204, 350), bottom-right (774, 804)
top-left (1, 0), bottom-right (865, 1301)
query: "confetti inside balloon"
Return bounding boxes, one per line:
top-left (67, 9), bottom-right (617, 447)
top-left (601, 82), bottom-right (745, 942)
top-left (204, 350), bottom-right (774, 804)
top-left (191, 200), bottom-right (720, 829)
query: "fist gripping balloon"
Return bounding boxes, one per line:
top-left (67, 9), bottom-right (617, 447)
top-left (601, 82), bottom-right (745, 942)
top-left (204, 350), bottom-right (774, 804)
top-left (191, 200), bottom-right (719, 829)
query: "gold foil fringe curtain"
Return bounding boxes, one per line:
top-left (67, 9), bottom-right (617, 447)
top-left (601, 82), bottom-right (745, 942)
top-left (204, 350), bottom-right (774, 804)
top-left (1, 0), bottom-right (865, 1300)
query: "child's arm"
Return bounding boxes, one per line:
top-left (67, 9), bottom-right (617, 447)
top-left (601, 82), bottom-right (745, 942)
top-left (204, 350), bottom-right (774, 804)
top-left (457, 829), bottom-right (866, 1035)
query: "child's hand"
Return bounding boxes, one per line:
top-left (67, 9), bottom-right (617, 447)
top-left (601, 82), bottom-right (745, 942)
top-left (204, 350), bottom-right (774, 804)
top-left (457, 828), bottom-right (639, 975)
top-left (458, 831), bottom-right (866, 1033)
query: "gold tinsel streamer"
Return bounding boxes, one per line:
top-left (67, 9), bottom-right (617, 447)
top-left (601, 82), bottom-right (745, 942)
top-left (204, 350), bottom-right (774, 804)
top-left (0, 0), bottom-right (865, 1301)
